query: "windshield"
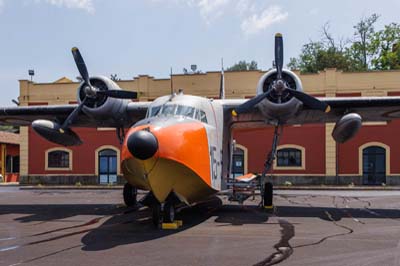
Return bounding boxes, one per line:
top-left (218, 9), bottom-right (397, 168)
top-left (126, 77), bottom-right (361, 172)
top-left (148, 106), bottom-right (161, 117)
top-left (160, 104), bottom-right (176, 115)
top-left (176, 105), bottom-right (195, 118)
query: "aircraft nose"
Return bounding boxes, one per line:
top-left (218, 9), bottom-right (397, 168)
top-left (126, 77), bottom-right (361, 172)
top-left (127, 130), bottom-right (158, 160)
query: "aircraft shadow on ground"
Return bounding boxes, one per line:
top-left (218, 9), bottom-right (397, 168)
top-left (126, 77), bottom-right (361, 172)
top-left (2, 199), bottom-right (400, 251)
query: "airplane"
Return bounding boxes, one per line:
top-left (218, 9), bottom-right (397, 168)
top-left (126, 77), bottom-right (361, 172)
top-left (2, 33), bottom-right (400, 227)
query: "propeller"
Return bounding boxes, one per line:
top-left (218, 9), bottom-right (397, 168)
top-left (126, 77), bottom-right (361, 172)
top-left (232, 33), bottom-right (330, 117)
top-left (275, 33), bottom-right (283, 80)
top-left (59, 47), bottom-right (138, 133)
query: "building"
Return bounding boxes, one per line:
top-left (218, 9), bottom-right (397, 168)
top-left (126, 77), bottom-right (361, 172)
top-left (0, 131), bottom-right (20, 183)
top-left (17, 69), bottom-right (400, 185)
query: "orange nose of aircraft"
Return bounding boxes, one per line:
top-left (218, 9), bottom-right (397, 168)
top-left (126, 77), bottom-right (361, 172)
top-left (121, 122), bottom-right (215, 203)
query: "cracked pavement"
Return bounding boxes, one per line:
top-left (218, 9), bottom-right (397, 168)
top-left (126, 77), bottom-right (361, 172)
top-left (1, 187), bottom-right (400, 266)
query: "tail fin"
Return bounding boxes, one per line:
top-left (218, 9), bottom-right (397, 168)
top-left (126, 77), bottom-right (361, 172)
top-left (219, 58), bottom-right (225, 99)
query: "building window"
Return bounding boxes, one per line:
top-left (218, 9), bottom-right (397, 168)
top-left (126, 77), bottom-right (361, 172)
top-left (98, 148), bottom-right (118, 184)
top-left (5, 155), bottom-right (19, 173)
top-left (48, 151), bottom-right (69, 168)
top-left (277, 148), bottom-right (302, 167)
top-left (45, 148), bottom-right (72, 170)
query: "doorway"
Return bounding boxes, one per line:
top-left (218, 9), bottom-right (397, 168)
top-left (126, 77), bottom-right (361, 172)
top-left (362, 146), bottom-right (386, 185)
top-left (98, 149), bottom-right (117, 184)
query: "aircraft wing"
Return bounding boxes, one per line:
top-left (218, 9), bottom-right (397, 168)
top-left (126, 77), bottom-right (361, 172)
top-left (0, 101), bottom-right (150, 127)
top-left (222, 96), bottom-right (400, 125)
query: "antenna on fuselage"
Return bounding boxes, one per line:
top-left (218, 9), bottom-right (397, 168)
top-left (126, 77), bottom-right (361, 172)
top-left (219, 58), bottom-right (225, 99)
top-left (170, 67), bottom-right (174, 95)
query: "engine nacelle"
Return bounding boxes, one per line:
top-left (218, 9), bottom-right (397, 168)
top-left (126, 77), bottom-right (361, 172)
top-left (77, 76), bottom-right (129, 126)
top-left (256, 69), bottom-right (304, 122)
top-left (32, 120), bottom-right (82, 146)
top-left (332, 113), bottom-right (362, 143)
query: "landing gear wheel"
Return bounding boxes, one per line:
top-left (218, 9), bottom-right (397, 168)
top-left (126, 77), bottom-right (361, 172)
top-left (123, 183), bottom-right (137, 207)
top-left (163, 201), bottom-right (175, 223)
top-left (152, 203), bottom-right (162, 228)
top-left (263, 182), bottom-right (273, 212)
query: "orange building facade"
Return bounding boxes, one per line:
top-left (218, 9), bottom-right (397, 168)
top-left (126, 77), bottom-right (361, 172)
top-left (16, 69), bottom-right (400, 185)
top-left (0, 132), bottom-right (20, 183)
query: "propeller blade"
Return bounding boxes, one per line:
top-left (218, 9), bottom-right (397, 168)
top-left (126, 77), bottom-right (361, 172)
top-left (71, 47), bottom-right (91, 86)
top-left (232, 90), bottom-right (270, 116)
top-left (275, 33), bottom-right (284, 80)
top-left (287, 89), bottom-right (331, 113)
top-left (97, 90), bottom-right (138, 99)
top-left (60, 97), bottom-right (88, 132)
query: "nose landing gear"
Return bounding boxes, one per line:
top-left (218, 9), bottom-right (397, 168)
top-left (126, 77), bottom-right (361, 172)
top-left (123, 183), bottom-right (137, 207)
top-left (150, 193), bottom-right (180, 228)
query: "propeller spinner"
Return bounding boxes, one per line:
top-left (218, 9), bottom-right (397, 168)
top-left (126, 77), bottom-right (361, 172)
top-left (232, 33), bottom-right (330, 116)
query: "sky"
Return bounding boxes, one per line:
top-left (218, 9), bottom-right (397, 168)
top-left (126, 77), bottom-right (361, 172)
top-left (0, 0), bottom-right (399, 106)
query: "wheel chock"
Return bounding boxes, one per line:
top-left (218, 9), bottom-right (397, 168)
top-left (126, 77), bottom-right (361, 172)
top-left (161, 220), bottom-right (183, 230)
top-left (175, 220), bottom-right (183, 227)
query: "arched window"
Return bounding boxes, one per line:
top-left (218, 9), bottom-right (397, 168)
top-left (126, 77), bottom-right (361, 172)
top-left (95, 146), bottom-right (120, 184)
top-left (359, 142), bottom-right (389, 185)
top-left (45, 148), bottom-right (72, 170)
top-left (274, 145), bottom-right (305, 170)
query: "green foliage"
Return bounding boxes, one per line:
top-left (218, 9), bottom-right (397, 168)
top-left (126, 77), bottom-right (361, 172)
top-left (0, 125), bottom-right (18, 133)
top-left (348, 13), bottom-right (380, 70)
top-left (371, 23), bottom-right (400, 70)
top-left (289, 14), bottom-right (400, 73)
top-left (288, 42), bottom-right (351, 73)
top-left (227, 60), bottom-right (259, 71)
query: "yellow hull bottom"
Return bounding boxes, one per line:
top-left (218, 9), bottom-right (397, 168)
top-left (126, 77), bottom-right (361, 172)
top-left (121, 157), bottom-right (217, 204)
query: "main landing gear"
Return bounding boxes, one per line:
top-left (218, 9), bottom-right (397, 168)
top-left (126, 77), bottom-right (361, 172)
top-left (260, 125), bottom-right (282, 211)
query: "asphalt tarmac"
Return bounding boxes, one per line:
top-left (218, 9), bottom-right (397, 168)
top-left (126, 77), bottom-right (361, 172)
top-left (1, 187), bottom-right (400, 266)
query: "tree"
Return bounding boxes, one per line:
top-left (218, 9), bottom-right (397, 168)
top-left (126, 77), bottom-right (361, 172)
top-left (227, 60), bottom-right (259, 71)
top-left (288, 41), bottom-right (351, 73)
top-left (110, 74), bottom-right (121, 81)
top-left (371, 23), bottom-right (400, 70)
top-left (0, 125), bottom-right (19, 133)
top-left (346, 14), bottom-right (380, 70)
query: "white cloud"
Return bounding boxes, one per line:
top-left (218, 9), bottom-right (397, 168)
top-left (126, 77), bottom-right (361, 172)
top-left (45, 0), bottom-right (94, 13)
top-left (197, 0), bottom-right (230, 24)
top-left (241, 5), bottom-right (288, 35)
top-left (26, 0), bottom-right (95, 13)
top-left (150, 1), bottom-right (288, 35)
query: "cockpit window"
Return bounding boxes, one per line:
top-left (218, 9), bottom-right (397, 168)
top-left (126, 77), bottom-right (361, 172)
top-left (195, 110), bottom-right (208, 123)
top-left (148, 106), bottom-right (161, 117)
top-left (176, 105), bottom-right (195, 118)
top-left (160, 104), bottom-right (176, 115)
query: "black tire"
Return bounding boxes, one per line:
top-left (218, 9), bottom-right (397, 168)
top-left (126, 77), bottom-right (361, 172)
top-left (163, 201), bottom-right (175, 223)
top-left (123, 183), bottom-right (137, 207)
top-left (263, 182), bottom-right (273, 209)
top-left (152, 203), bottom-right (162, 228)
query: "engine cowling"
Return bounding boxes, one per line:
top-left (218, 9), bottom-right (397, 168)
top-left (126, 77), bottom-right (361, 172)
top-left (32, 120), bottom-right (82, 146)
top-left (332, 113), bottom-right (362, 143)
top-left (255, 69), bottom-right (303, 122)
top-left (77, 76), bottom-right (129, 125)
